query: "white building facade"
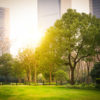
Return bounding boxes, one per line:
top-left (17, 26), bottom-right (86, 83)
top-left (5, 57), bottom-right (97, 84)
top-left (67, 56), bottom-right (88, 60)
top-left (38, 0), bottom-right (100, 32)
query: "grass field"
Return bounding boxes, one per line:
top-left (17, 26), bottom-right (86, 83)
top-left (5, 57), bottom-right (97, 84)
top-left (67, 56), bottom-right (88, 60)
top-left (0, 85), bottom-right (100, 100)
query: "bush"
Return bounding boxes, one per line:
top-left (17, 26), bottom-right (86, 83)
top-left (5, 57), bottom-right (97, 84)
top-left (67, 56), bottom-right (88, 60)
top-left (66, 83), bottom-right (95, 89)
top-left (96, 78), bottom-right (100, 84)
top-left (95, 78), bottom-right (100, 89)
top-left (55, 70), bottom-right (67, 85)
top-left (91, 62), bottom-right (100, 82)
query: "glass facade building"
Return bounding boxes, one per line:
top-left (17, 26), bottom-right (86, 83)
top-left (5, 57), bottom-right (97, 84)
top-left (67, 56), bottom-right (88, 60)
top-left (0, 7), bottom-right (10, 55)
top-left (38, 0), bottom-right (100, 33)
top-left (38, 0), bottom-right (61, 32)
top-left (90, 0), bottom-right (100, 18)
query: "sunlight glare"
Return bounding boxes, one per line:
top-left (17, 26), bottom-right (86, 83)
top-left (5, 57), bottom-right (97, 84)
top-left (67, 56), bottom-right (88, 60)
top-left (10, 23), bottom-right (44, 56)
top-left (9, 0), bottom-right (45, 56)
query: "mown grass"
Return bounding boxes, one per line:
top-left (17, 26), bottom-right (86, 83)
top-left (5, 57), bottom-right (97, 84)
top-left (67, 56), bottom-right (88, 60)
top-left (0, 85), bottom-right (100, 100)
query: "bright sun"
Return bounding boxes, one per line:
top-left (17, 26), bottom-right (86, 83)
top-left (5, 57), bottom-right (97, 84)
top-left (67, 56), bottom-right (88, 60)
top-left (10, 17), bottom-right (44, 56)
top-left (10, 26), bottom-right (44, 56)
top-left (9, 0), bottom-right (44, 56)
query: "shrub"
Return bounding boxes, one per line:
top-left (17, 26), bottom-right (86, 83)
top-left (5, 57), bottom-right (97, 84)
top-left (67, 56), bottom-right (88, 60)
top-left (91, 62), bottom-right (100, 82)
top-left (55, 70), bottom-right (67, 85)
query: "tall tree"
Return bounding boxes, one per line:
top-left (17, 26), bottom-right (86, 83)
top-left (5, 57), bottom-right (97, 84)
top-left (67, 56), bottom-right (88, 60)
top-left (38, 31), bottom-right (62, 83)
top-left (0, 53), bottom-right (13, 82)
top-left (84, 57), bottom-right (94, 84)
top-left (95, 27), bottom-right (100, 62)
top-left (17, 48), bottom-right (36, 83)
top-left (12, 59), bottom-right (24, 83)
top-left (91, 62), bottom-right (100, 82)
top-left (44, 9), bottom-right (100, 85)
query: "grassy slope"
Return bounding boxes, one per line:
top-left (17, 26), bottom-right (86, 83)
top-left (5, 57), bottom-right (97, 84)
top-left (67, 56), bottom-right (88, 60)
top-left (0, 85), bottom-right (100, 100)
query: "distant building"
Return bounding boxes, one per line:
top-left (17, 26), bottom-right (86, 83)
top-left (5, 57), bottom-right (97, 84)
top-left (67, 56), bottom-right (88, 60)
top-left (38, 0), bottom-right (89, 32)
top-left (90, 0), bottom-right (100, 18)
top-left (38, 0), bottom-right (100, 32)
top-left (38, 0), bottom-right (61, 33)
top-left (0, 7), bottom-right (10, 56)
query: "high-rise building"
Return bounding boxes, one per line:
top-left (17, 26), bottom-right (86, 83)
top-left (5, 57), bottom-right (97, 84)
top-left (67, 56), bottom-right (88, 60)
top-left (0, 7), bottom-right (10, 56)
top-left (60, 0), bottom-right (100, 17)
top-left (90, 0), bottom-right (100, 18)
top-left (38, 0), bottom-right (90, 32)
top-left (38, 0), bottom-right (100, 32)
top-left (38, 0), bottom-right (61, 32)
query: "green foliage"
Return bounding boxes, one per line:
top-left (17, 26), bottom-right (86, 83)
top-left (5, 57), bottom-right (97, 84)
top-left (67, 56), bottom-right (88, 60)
top-left (53, 9), bottom-right (100, 63)
top-left (0, 53), bottom-right (13, 81)
top-left (12, 59), bottom-right (25, 82)
top-left (0, 9), bottom-right (100, 85)
top-left (55, 70), bottom-right (67, 82)
top-left (91, 62), bottom-right (100, 82)
top-left (95, 78), bottom-right (100, 88)
top-left (66, 83), bottom-right (95, 89)
top-left (17, 48), bottom-right (36, 82)
top-left (42, 9), bottom-right (100, 84)
top-left (37, 34), bottom-right (62, 82)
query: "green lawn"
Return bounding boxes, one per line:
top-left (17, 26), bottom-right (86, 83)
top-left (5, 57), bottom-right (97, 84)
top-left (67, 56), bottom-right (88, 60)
top-left (0, 85), bottom-right (100, 100)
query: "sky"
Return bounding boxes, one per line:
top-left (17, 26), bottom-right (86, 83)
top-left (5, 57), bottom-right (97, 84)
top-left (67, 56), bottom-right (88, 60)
top-left (0, 0), bottom-right (39, 56)
top-left (0, 0), bottom-right (90, 56)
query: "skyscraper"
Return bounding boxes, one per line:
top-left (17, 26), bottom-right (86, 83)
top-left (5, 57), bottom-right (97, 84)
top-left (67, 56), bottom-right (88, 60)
top-left (90, 0), bottom-right (100, 18)
top-left (38, 0), bottom-right (89, 32)
top-left (0, 7), bottom-right (10, 56)
top-left (38, 0), bottom-right (61, 33)
top-left (38, 0), bottom-right (100, 32)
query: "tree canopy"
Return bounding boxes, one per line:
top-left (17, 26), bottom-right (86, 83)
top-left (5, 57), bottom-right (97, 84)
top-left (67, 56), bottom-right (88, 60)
top-left (41, 9), bottom-right (100, 85)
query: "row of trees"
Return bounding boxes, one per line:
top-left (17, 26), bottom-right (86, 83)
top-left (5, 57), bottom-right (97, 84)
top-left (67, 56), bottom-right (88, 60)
top-left (0, 52), bottom-right (67, 84)
top-left (0, 9), bottom-right (100, 85)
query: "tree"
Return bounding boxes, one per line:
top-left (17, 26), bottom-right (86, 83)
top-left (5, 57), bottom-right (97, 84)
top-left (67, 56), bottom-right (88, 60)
top-left (12, 59), bottom-right (24, 83)
top-left (44, 9), bottom-right (100, 85)
top-left (17, 48), bottom-right (36, 83)
top-left (95, 20), bottom-right (100, 62)
top-left (38, 32), bottom-right (62, 83)
top-left (55, 70), bottom-right (67, 85)
top-left (0, 53), bottom-right (13, 82)
top-left (84, 57), bottom-right (93, 84)
top-left (91, 62), bottom-right (100, 82)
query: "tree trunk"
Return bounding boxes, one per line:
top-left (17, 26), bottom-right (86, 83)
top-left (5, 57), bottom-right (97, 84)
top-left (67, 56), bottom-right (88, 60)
top-left (60, 81), bottom-right (62, 85)
top-left (97, 54), bottom-right (100, 62)
top-left (34, 63), bottom-right (37, 83)
top-left (87, 66), bottom-right (90, 84)
top-left (70, 68), bottom-right (75, 85)
top-left (5, 75), bottom-right (8, 83)
top-left (18, 78), bottom-right (21, 83)
top-left (49, 71), bottom-right (52, 84)
top-left (29, 73), bottom-right (32, 83)
top-left (86, 62), bottom-right (90, 84)
top-left (28, 70), bottom-right (32, 84)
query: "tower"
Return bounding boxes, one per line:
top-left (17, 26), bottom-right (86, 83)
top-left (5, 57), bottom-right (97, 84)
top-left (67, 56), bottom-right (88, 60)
top-left (90, 0), bottom-right (100, 18)
top-left (38, 0), bottom-right (61, 33)
top-left (0, 7), bottom-right (10, 56)
top-left (38, 0), bottom-right (90, 32)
